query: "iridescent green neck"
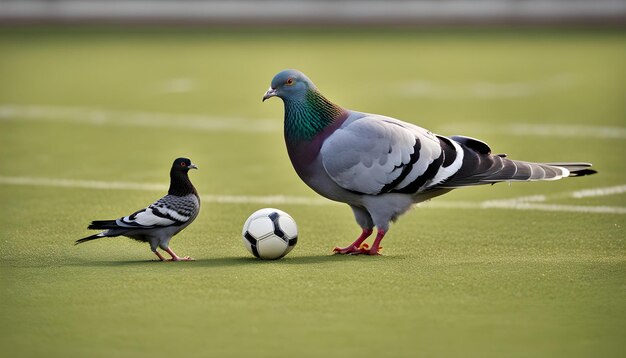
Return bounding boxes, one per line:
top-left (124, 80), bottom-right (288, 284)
top-left (284, 90), bottom-right (345, 143)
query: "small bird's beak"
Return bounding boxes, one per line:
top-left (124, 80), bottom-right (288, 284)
top-left (262, 87), bottom-right (277, 102)
top-left (189, 164), bottom-right (198, 170)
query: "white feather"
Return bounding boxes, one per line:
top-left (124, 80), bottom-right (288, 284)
top-left (423, 139), bottom-right (465, 189)
top-left (117, 208), bottom-right (176, 228)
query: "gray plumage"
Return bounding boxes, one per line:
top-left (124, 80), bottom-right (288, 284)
top-left (263, 69), bottom-right (596, 255)
top-left (76, 157), bottom-right (200, 261)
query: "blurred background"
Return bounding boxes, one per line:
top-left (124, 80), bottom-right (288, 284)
top-left (1, 0), bottom-right (624, 193)
top-left (1, 0), bottom-right (625, 26)
top-left (1, 2), bottom-right (625, 358)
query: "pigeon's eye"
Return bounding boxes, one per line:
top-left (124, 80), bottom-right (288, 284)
top-left (286, 78), bottom-right (295, 86)
top-left (181, 162), bottom-right (187, 166)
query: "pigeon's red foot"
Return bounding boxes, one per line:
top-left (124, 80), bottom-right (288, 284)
top-left (333, 229), bottom-right (375, 255)
top-left (359, 243), bottom-right (382, 256)
top-left (332, 244), bottom-right (382, 255)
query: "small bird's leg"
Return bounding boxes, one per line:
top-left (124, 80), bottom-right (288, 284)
top-left (165, 247), bottom-right (194, 261)
top-left (333, 228), bottom-right (373, 254)
top-left (153, 250), bottom-right (167, 261)
top-left (363, 230), bottom-right (386, 255)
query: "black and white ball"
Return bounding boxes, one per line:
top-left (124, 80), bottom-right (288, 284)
top-left (242, 208), bottom-right (298, 260)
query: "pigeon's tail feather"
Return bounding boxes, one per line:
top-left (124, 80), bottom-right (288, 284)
top-left (438, 146), bottom-right (596, 189)
top-left (88, 220), bottom-right (119, 230)
top-left (489, 160), bottom-right (597, 182)
top-left (545, 162), bottom-right (597, 177)
top-left (484, 159), bottom-right (570, 182)
top-left (75, 233), bottom-right (105, 245)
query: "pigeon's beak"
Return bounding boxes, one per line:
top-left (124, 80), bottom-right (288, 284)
top-left (189, 164), bottom-right (198, 170)
top-left (262, 87), bottom-right (277, 102)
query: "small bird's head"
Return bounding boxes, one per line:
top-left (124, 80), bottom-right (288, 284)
top-left (262, 69), bottom-right (316, 102)
top-left (172, 157), bottom-right (198, 173)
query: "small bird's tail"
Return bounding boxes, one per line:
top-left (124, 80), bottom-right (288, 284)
top-left (88, 220), bottom-right (119, 230)
top-left (75, 233), bottom-right (105, 245)
top-left (77, 220), bottom-right (121, 245)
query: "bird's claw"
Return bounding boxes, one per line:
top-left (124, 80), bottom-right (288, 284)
top-left (332, 243), bottom-right (382, 256)
top-left (333, 245), bottom-right (358, 255)
top-left (169, 256), bottom-right (195, 261)
top-left (333, 245), bottom-right (360, 255)
top-left (358, 244), bottom-right (382, 255)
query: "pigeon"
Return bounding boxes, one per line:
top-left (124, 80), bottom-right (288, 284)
top-left (76, 157), bottom-right (201, 261)
top-left (263, 69), bottom-right (596, 255)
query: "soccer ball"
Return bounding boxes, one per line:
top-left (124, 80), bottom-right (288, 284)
top-left (242, 208), bottom-right (298, 260)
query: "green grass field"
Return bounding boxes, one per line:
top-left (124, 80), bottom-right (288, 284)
top-left (1, 27), bottom-right (625, 358)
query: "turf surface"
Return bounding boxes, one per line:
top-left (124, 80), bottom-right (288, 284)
top-left (0, 27), bottom-right (625, 358)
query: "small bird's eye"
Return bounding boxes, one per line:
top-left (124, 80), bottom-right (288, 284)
top-left (181, 162), bottom-right (187, 166)
top-left (286, 78), bottom-right (294, 86)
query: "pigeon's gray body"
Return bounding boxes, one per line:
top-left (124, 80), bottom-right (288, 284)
top-left (303, 110), bottom-right (593, 228)
top-left (263, 69), bottom-right (596, 254)
top-left (77, 158), bottom-right (200, 261)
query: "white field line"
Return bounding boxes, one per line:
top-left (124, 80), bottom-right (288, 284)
top-left (0, 176), bottom-right (168, 191)
top-left (425, 201), bottom-right (626, 215)
top-left (570, 185), bottom-right (626, 199)
top-left (2, 103), bottom-right (624, 140)
top-left (436, 123), bottom-right (626, 140)
top-left (201, 194), bottom-right (331, 206)
top-left (0, 104), bottom-right (280, 133)
top-left (160, 78), bottom-right (195, 94)
top-left (0, 176), bottom-right (332, 206)
top-left (505, 123), bottom-right (626, 140)
top-left (399, 74), bottom-right (577, 99)
top-left (1, 175), bottom-right (625, 215)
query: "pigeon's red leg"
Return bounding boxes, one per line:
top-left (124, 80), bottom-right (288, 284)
top-left (363, 230), bottom-right (385, 255)
top-left (333, 228), bottom-right (373, 254)
top-left (165, 247), bottom-right (194, 261)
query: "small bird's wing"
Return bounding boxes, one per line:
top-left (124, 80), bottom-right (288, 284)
top-left (116, 194), bottom-right (197, 229)
top-left (320, 114), bottom-right (446, 195)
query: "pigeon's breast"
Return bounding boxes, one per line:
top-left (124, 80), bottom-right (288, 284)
top-left (286, 115), bottom-right (347, 180)
top-left (285, 116), bottom-right (362, 204)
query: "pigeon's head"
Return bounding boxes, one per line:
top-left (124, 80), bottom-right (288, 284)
top-left (262, 69), bottom-right (317, 102)
top-left (171, 157), bottom-right (198, 173)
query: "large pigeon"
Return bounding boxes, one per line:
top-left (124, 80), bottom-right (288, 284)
top-left (76, 157), bottom-right (201, 261)
top-left (263, 69), bottom-right (596, 255)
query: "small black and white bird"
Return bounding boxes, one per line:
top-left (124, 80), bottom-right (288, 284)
top-left (76, 157), bottom-right (201, 261)
top-left (263, 69), bottom-right (597, 255)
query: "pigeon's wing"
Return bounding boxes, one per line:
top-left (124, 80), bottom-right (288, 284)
top-left (116, 194), bottom-right (197, 229)
top-left (320, 114), bottom-right (461, 195)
